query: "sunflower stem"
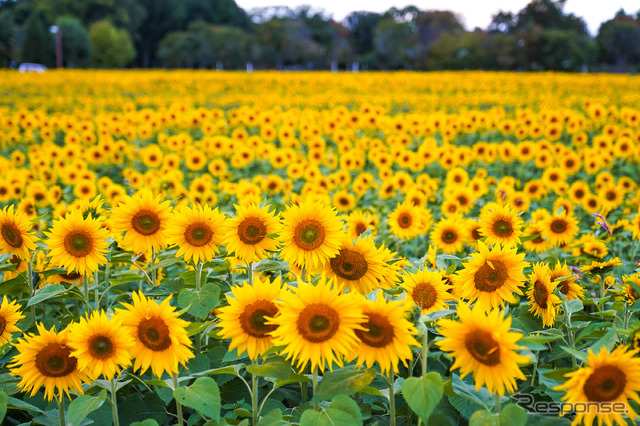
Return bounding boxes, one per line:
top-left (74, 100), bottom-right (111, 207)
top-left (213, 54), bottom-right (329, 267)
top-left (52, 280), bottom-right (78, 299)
top-left (195, 260), bottom-right (204, 353)
top-left (600, 274), bottom-right (605, 300)
top-left (313, 366), bottom-right (319, 411)
top-left (251, 368), bottom-right (259, 425)
top-left (151, 249), bottom-right (157, 287)
top-left (623, 302), bottom-right (630, 330)
top-left (57, 396), bottom-right (65, 426)
top-left (387, 373), bottom-right (396, 426)
top-left (421, 328), bottom-right (428, 376)
top-left (563, 301), bottom-right (577, 369)
top-left (110, 377), bottom-right (120, 426)
top-left (94, 269), bottom-right (100, 311)
top-left (83, 273), bottom-right (91, 312)
top-left (248, 262), bottom-right (253, 286)
top-left (172, 373), bottom-right (184, 426)
top-left (27, 258), bottom-right (36, 321)
top-left (494, 393), bottom-right (500, 415)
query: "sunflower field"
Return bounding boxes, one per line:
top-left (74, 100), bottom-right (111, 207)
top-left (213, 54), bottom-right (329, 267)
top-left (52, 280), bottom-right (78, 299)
top-left (1, 70), bottom-right (640, 426)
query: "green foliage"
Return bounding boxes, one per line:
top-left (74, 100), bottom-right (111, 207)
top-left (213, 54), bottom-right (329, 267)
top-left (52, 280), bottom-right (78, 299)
top-left (299, 395), bottom-right (362, 426)
top-left (20, 10), bottom-right (52, 65)
top-left (173, 377), bottom-right (221, 421)
top-left (67, 390), bottom-right (107, 426)
top-left (56, 15), bottom-right (91, 68)
top-left (88, 19), bottom-right (135, 67)
top-left (401, 372), bottom-right (445, 423)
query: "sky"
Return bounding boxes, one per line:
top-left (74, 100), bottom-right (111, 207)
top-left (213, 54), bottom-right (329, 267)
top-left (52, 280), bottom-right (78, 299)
top-left (234, 0), bottom-right (640, 36)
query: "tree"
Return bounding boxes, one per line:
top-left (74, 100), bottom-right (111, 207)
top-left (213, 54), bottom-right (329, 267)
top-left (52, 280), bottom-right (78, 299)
top-left (0, 9), bottom-right (16, 65)
top-left (373, 18), bottom-right (417, 69)
top-left (345, 11), bottom-right (381, 55)
top-left (135, 0), bottom-right (185, 67)
top-left (183, 0), bottom-right (249, 29)
top-left (596, 10), bottom-right (640, 72)
top-left (89, 19), bottom-right (135, 68)
top-left (20, 9), bottom-right (53, 65)
top-left (56, 16), bottom-right (90, 67)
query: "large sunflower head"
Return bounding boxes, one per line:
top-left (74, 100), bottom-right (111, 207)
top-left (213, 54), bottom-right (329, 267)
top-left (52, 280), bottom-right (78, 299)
top-left (478, 204), bottom-right (523, 247)
top-left (9, 323), bottom-right (89, 401)
top-left (67, 310), bottom-right (134, 380)
top-left (526, 262), bottom-right (562, 328)
top-left (268, 276), bottom-right (366, 372)
top-left (350, 295), bottom-right (419, 375)
top-left (165, 204), bottom-right (227, 264)
top-left (453, 242), bottom-right (529, 312)
top-left (0, 295), bottom-right (25, 345)
top-left (44, 209), bottom-right (110, 276)
top-left (436, 303), bottom-right (530, 396)
top-left (554, 346), bottom-right (640, 426)
top-left (401, 269), bottom-right (453, 314)
top-left (115, 292), bottom-right (194, 379)
top-left (279, 200), bottom-right (344, 271)
top-left (323, 235), bottom-right (390, 294)
top-left (0, 204), bottom-right (38, 260)
top-left (387, 201), bottom-right (431, 240)
top-left (110, 189), bottom-right (173, 254)
top-left (224, 203), bottom-right (281, 263)
top-left (541, 210), bottom-right (580, 247)
top-left (217, 275), bottom-right (284, 360)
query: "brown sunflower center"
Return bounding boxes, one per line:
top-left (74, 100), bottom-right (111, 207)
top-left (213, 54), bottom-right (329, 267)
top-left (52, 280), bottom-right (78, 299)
top-left (293, 220), bottom-right (325, 251)
top-left (89, 335), bottom-right (114, 358)
top-left (330, 249), bottom-right (368, 281)
top-left (354, 223), bottom-right (367, 236)
top-left (239, 300), bottom-right (278, 338)
top-left (492, 219), bottom-right (514, 238)
top-left (471, 227), bottom-right (482, 240)
top-left (297, 303), bottom-right (340, 343)
top-left (584, 365), bottom-right (627, 402)
top-left (184, 222), bottom-right (213, 247)
top-left (533, 280), bottom-right (548, 309)
top-left (63, 231), bottom-right (93, 257)
top-left (137, 317), bottom-right (172, 351)
top-left (0, 316), bottom-right (6, 335)
top-left (464, 330), bottom-right (501, 366)
top-left (35, 343), bottom-right (78, 377)
top-left (397, 213), bottom-right (413, 229)
top-left (550, 219), bottom-right (568, 234)
top-left (412, 282), bottom-right (438, 310)
top-left (131, 210), bottom-right (161, 236)
top-left (355, 312), bottom-right (395, 348)
top-left (474, 260), bottom-right (508, 292)
top-left (442, 230), bottom-right (457, 244)
top-left (238, 217), bottom-right (267, 245)
top-left (1, 223), bottom-right (23, 248)
top-left (60, 272), bottom-right (82, 281)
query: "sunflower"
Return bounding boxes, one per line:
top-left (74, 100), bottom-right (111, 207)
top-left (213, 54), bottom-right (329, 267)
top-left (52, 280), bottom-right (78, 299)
top-left (0, 205), bottom-right (38, 261)
top-left (478, 204), bottom-right (523, 247)
top-left (550, 262), bottom-right (584, 301)
top-left (279, 200), bottom-right (344, 271)
top-left (9, 324), bottom-right (89, 401)
top-left (115, 292), bottom-right (194, 379)
top-left (165, 204), bottom-right (227, 264)
top-left (401, 270), bottom-right (453, 314)
top-left (431, 216), bottom-right (465, 255)
top-left (388, 201), bottom-right (430, 240)
top-left (110, 189), bottom-right (172, 254)
top-left (268, 276), bottom-right (365, 372)
top-left (224, 204), bottom-right (281, 263)
top-left (541, 210), bottom-right (580, 247)
top-left (349, 295), bottom-right (419, 375)
top-left (217, 275), bottom-right (283, 360)
top-left (581, 257), bottom-right (622, 275)
top-left (527, 263), bottom-right (561, 327)
top-left (67, 310), bottom-right (134, 380)
top-left (453, 242), bottom-right (529, 312)
top-left (0, 295), bottom-right (25, 345)
top-left (344, 210), bottom-right (377, 240)
top-left (323, 235), bottom-right (389, 294)
top-left (437, 303), bottom-right (529, 396)
top-left (44, 209), bottom-right (109, 276)
top-left (521, 225), bottom-right (547, 253)
top-left (554, 346), bottom-right (640, 426)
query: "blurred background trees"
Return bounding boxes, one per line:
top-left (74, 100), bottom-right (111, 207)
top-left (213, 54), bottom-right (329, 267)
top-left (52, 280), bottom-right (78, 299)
top-left (0, 0), bottom-right (639, 71)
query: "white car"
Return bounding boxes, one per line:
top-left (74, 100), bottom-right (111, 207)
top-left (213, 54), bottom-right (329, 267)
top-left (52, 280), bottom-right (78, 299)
top-left (18, 63), bottom-right (47, 73)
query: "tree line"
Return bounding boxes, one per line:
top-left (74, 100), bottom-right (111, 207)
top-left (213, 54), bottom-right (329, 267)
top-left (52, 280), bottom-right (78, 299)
top-left (1, 0), bottom-right (639, 72)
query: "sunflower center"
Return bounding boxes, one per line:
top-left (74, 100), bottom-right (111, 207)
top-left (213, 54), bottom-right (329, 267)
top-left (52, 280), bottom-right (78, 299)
top-left (293, 220), bottom-right (325, 251)
top-left (1, 223), bottom-right (23, 248)
top-left (297, 304), bottom-right (340, 343)
top-left (330, 249), bottom-right (368, 281)
top-left (584, 365), bottom-right (627, 402)
top-left (412, 283), bottom-right (438, 309)
top-left (355, 312), bottom-right (395, 348)
top-left (35, 343), bottom-right (78, 377)
top-left (443, 230), bottom-right (457, 243)
top-left (0, 316), bottom-right (6, 335)
top-left (492, 220), bottom-right (513, 237)
top-left (239, 300), bottom-right (278, 338)
top-left (60, 272), bottom-right (82, 281)
top-left (464, 330), bottom-right (501, 366)
top-left (474, 260), bottom-right (508, 292)
top-left (137, 317), bottom-right (172, 351)
top-left (354, 223), bottom-right (367, 236)
top-left (89, 335), bottom-right (114, 358)
top-left (398, 213), bottom-right (412, 229)
top-left (238, 217), bottom-right (267, 245)
top-left (533, 280), bottom-right (548, 308)
top-left (63, 232), bottom-right (93, 257)
top-left (131, 210), bottom-right (161, 236)
top-left (185, 222), bottom-right (213, 247)
top-left (550, 219), bottom-right (567, 234)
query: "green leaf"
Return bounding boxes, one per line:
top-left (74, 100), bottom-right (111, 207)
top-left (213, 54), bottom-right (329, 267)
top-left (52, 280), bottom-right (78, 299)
top-left (27, 284), bottom-right (66, 307)
top-left (559, 346), bottom-right (588, 363)
top-left (499, 404), bottom-right (527, 426)
top-left (6, 396), bottom-right (44, 413)
top-left (177, 282), bottom-right (220, 319)
top-left (257, 408), bottom-right (286, 426)
top-left (0, 275), bottom-right (28, 296)
top-left (300, 395), bottom-right (362, 426)
top-left (67, 390), bottom-right (107, 426)
top-left (401, 372), bottom-right (444, 423)
top-left (109, 273), bottom-right (143, 286)
top-left (173, 377), bottom-right (221, 421)
top-left (312, 368), bottom-right (376, 401)
top-left (130, 420), bottom-right (160, 426)
top-left (590, 326), bottom-right (618, 354)
top-left (564, 299), bottom-right (583, 315)
top-left (253, 260), bottom-right (289, 273)
top-left (147, 257), bottom-right (181, 271)
top-left (0, 391), bottom-right (7, 423)
top-left (274, 373), bottom-right (312, 389)
top-left (246, 360), bottom-right (292, 380)
top-left (469, 409), bottom-right (499, 426)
